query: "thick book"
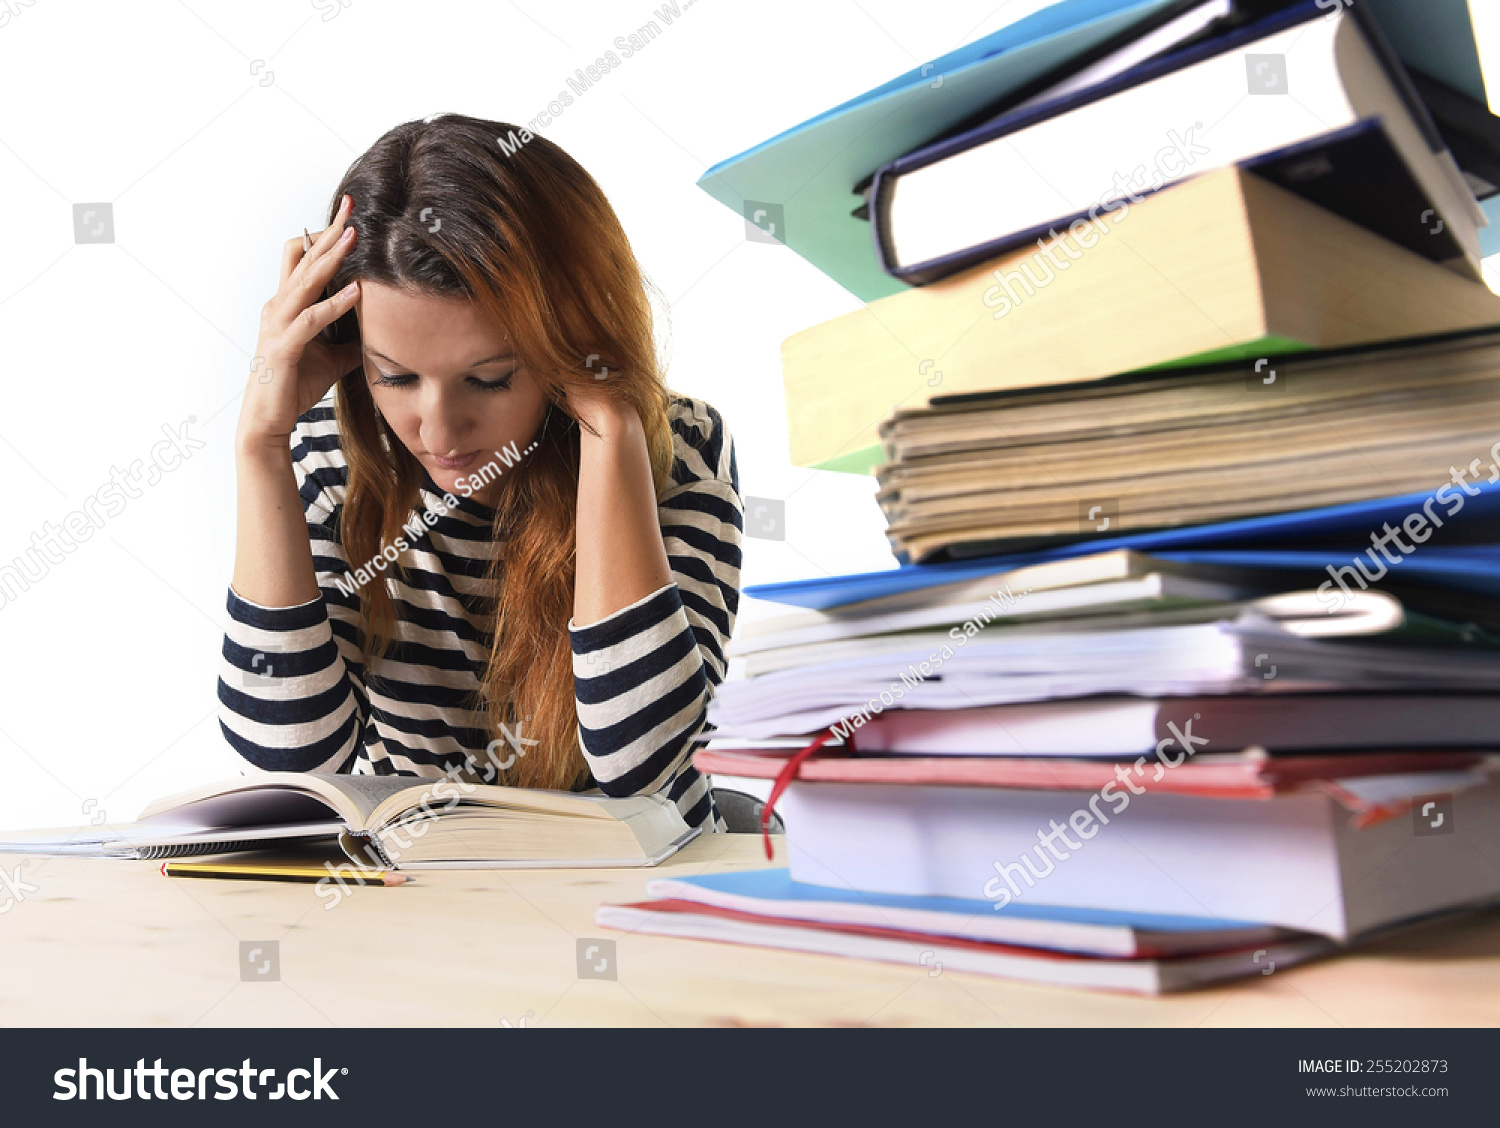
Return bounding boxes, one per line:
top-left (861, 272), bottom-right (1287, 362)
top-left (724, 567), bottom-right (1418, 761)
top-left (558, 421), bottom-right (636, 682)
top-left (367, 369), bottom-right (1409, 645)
top-left (875, 324), bottom-right (1500, 561)
top-left (773, 772), bottom-right (1500, 938)
top-left (0, 772), bottom-right (698, 869)
top-left (780, 167), bottom-right (1500, 472)
top-left (870, 0), bottom-right (1484, 284)
top-left (595, 897), bottom-right (1335, 995)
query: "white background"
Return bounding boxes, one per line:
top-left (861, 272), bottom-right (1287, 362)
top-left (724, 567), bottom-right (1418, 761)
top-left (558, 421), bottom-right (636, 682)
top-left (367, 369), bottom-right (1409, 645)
top-left (0, 0), bottom-right (1496, 832)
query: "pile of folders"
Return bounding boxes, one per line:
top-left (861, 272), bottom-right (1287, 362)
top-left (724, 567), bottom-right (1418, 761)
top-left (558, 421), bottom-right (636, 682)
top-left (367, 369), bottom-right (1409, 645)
top-left (596, 0), bottom-right (1500, 992)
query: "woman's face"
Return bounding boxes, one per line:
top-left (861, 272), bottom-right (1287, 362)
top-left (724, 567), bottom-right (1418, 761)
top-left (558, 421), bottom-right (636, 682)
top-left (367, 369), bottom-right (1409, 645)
top-left (354, 281), bottom-right (549, 506)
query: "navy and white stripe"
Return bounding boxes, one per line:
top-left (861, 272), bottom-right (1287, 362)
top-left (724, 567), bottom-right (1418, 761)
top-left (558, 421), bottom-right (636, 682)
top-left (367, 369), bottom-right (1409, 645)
top-left (217, 394), bottom-right (743, 830)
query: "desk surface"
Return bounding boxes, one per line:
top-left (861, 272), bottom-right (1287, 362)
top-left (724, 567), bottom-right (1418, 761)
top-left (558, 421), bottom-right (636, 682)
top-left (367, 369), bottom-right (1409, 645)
top-left (2, 835), bottom-right (1497, 1027)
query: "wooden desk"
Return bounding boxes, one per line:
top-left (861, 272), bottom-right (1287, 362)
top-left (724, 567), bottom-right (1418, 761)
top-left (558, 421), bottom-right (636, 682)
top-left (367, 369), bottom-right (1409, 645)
top-left (2, 835), bottom-right (1497, 1026)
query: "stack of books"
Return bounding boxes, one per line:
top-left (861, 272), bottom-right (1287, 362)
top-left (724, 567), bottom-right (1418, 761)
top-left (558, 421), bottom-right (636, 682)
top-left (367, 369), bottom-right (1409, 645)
top-left (595, 0), bottom-right (1500, 992)
top-left (875, 325), bottom-right (1500, 562)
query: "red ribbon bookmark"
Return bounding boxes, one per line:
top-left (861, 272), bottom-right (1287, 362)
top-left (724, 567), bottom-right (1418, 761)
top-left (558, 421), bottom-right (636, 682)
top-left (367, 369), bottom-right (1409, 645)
top-left (759, 725), bottom-right (854, 859)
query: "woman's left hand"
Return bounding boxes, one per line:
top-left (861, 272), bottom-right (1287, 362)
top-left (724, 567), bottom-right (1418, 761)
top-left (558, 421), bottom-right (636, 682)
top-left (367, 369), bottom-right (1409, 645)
top-left (568, 376), bottom-right (670, 626)
top-left (564, 376), bottom-right (632, 441)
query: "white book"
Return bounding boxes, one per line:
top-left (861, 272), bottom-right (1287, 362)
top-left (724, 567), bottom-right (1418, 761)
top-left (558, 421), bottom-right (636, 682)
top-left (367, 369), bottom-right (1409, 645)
top-left (883, 5), bottom-right (1484, 277)
top-left (781, 774), bottom-right (1500, 939)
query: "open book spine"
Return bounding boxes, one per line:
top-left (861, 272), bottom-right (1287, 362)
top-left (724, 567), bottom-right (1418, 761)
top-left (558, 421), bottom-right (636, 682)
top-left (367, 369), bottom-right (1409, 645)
top-left (340, 829), bottom-right (396, 869)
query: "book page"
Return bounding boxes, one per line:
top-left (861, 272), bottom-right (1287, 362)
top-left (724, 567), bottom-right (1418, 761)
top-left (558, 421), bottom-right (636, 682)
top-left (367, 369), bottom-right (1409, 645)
top-left (312, 773), bottom-right (431, 822)
top-left (368, 782), bottom-right (645, 831)
top-left (136, 771), bottom-right (410, 827)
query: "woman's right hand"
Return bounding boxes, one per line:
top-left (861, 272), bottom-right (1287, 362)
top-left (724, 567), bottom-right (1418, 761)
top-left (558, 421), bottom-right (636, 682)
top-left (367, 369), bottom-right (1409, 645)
top-left (235, 193), bottom-right (363, 452)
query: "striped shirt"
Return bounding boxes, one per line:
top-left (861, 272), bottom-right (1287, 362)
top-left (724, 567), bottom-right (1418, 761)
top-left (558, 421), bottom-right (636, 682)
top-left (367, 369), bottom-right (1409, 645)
top-left (217, 394), bottom-right (743, 830)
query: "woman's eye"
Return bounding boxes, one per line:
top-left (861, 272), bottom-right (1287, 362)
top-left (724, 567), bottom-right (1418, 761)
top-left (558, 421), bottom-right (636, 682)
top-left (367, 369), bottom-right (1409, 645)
top-left (369, 371), bottom-right (512, 391)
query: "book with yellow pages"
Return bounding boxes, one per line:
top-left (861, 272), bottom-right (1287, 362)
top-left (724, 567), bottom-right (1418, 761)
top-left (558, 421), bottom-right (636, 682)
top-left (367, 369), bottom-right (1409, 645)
top-left (0, 772), bottom-right (698, 869)
top-left (781, 167), bottom-right (1500, 473)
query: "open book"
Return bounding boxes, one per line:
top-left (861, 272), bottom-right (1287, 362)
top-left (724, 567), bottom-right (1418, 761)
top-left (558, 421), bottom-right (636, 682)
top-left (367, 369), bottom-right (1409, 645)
top-left (0, 772), bottom-right (699, 869)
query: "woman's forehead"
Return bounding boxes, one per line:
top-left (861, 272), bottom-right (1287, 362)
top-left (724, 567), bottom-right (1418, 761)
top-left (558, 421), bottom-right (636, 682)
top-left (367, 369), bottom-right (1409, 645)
top-left (358, 284), bottom-right (511, 369)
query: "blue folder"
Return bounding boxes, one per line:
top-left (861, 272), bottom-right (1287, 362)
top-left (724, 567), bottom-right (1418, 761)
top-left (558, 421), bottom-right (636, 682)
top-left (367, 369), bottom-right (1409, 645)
top-left (663, 868), bottom-right (1269, 933)
top-left (745, 480), bottom-right (1500, 610)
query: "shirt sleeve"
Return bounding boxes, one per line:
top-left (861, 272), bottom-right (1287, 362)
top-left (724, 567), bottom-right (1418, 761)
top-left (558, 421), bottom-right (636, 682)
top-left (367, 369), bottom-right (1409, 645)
top-left (216, 406), bottom-right (370, 772)
top-left (569, 422), bottom-right (743, 827)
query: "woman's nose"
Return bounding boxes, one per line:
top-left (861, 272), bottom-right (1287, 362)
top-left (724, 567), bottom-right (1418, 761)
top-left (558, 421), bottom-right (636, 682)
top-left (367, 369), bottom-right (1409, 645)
top-left (419, 390), bottom-right (472, 453)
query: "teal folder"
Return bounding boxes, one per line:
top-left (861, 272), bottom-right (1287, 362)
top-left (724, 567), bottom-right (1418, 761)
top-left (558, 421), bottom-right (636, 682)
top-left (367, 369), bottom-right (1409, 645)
top-left (694, 0), bottom-right (1182, 302)
top-left (1365, 0), bottom-right (1489, 106)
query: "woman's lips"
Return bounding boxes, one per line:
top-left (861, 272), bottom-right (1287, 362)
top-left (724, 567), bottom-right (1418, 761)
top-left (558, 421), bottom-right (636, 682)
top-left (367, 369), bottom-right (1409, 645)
top-left (428, 450), bottom-right (481, 471)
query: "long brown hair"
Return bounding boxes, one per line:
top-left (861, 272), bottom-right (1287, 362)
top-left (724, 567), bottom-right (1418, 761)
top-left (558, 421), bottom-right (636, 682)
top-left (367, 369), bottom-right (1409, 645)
top-left (325, 114), bottom-right (675, 790)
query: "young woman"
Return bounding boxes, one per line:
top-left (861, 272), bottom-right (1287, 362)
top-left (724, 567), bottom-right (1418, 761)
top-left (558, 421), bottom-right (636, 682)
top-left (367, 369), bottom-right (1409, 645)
top-left (219, 114), bottom-right (743, 831)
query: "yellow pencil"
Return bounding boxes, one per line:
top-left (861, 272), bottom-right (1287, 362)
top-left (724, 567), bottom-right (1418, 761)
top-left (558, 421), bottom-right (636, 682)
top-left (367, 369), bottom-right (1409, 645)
top-left (161, 860), bottom-right (412, 886)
